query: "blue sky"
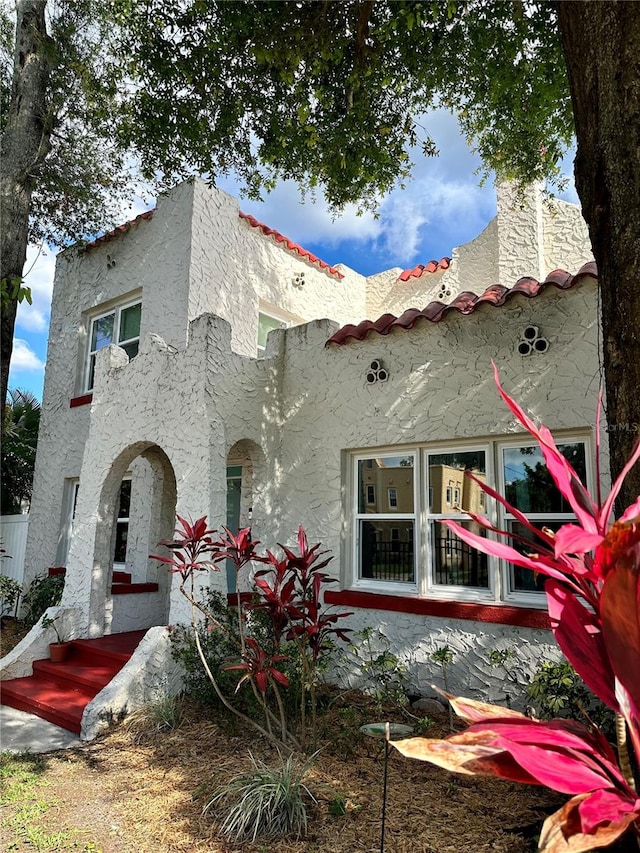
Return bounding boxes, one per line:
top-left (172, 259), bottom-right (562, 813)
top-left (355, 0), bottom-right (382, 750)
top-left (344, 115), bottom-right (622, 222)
top-left (9, 109), bottom-right (579, 401)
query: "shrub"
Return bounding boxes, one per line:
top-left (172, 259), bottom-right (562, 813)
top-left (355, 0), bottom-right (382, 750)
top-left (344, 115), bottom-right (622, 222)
top-left (0, 574), bottom-right (22, 618)
top-left (22, 573), bottom-right (64, 625)
top-left (154, 520), bottom-right (351, 751)
top-left (526, 659), bottom-right (615, 740)
top-left (169, 587), bottom-right (243, 707)
top-left (125, 695), bottom-right (186, 742)
top-left (345, 626), bottom-right (410, 713)
top-left (204, 751), bottom-right (317, 842)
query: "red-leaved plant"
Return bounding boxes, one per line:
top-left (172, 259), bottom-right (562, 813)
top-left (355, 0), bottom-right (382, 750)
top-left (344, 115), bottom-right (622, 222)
top-left (252, 527), bottom-right (352, 743)
top-left (152, 521), bottom-right (350, 751)
top-left (393, 365), bottom-right (640, 852)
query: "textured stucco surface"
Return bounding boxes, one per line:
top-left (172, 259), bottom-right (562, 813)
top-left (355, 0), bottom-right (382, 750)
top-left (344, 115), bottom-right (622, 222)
top-left (81, 627), bottom-right (183, 740)
top-left (15, 178), bottom-right (599, 718)
top-left (331, 610), bottom-right (562, 707)
top-left (0, 607), bottom-right (82, 680)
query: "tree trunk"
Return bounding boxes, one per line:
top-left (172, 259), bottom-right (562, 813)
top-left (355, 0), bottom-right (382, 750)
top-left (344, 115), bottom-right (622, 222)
top-left (0, 0), bottom-right (51, 411)
top-left (557, 1), bottom-right (640, 515)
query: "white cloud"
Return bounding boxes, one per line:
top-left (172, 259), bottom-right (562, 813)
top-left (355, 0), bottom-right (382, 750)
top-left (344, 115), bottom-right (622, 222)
top-left (376, 194), bottom-right (428, 263)
top-left (217, 174), bottom-right (382, 247)
top-left (10, 339), bottom-right (45, 372)
top-left (15, 244), bottom-right (57, 333)
top-left (217, 108), bottom-right (498, 270)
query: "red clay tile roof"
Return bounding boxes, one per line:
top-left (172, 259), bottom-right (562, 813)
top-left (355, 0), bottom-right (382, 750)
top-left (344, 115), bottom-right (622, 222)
top-left (398, 259), bottom-right (451, 280)
top-left (239, 211), bottom-right (344, 279)
top-left (326, 262), bottom-right (598, 346)
top-left (84, 210), bottom-right (155, 249)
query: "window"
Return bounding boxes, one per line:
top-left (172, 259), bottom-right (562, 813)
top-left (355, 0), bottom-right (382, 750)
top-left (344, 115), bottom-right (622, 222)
top-left (57, 479), bottom-right (80, 566)
top-left (351, 438), bottom-right (590, 605)
top-left (113, 478), bottom-right (131, 566)
top-left (355, 453), bottom-right (416, 586)
top-left (86, 300), bottom-right (141, 390)
top-left (257, 311), bottom-right (288, 357)
top-left (427, 449), bottom-right (489, 591)
top-left (500, 441), bottom-right (588, 594)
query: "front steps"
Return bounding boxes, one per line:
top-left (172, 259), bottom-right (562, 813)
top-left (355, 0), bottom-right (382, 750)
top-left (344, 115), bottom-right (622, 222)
top-left (48, 566), bottom-right (159, 596)
top-left (0, 630), bottom-right (147, 735)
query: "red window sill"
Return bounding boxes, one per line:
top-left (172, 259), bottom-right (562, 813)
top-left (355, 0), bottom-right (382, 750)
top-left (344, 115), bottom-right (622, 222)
top-left (324, 589), bottom-right (550, 630)
top-left (70, 393), bottom-right (93, 408)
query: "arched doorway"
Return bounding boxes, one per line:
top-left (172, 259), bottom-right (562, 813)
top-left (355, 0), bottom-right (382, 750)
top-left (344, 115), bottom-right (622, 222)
top-left (90, 442), bottom-right (177, 635)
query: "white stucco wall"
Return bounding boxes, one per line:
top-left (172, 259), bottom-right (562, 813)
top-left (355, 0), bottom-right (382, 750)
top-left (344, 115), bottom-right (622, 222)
top-left (188, 180), bottom-right (368, 357)
top-left (17, 178), bottom-right (600, 710)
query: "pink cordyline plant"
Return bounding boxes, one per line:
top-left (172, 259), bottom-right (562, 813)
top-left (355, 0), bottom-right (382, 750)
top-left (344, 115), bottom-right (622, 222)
top-left (393, 365), bottom-right (640, 853)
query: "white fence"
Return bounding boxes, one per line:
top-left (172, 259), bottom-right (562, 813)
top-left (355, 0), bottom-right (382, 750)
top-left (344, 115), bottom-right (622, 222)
top-left (0, 514), bottom-right (29, 589)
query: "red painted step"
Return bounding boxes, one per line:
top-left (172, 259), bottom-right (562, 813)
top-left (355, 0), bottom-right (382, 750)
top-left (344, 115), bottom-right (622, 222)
top-left (0, 630), bottom-right (147, 735)
top-left (48, 567), bottom-right (157, 593)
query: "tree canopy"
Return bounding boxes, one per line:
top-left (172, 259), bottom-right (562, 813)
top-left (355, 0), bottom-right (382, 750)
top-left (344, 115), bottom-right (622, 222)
top-left (0, 0), bottom-right (143, 410)
top-left (114, 0), bottom-right (572, 210)
top-left (1, 388), bottom-right (41, 514)
top-left (2, 0), bottom-right (638, 510)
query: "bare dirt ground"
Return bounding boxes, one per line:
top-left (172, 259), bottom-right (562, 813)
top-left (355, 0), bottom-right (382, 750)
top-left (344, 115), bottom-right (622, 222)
top-left (1, 615), bottom-right (564, 853)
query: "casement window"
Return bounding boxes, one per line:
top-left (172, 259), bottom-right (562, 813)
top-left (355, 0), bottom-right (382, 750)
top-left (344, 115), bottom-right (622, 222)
top-left (86, 300), bottom-right (141, 391)
top-left (499, 440), bottom-right (588, 596)
top-left (257, 310), bottom-right (290, 357)
top-left (113, 478), bottom-right (131, 566)
top-left (56, 479), bottom-right (80, 566)
top-left (351, 437), bottom-right (590, 605)
top-left (355, 453), bottom-right (417, 586)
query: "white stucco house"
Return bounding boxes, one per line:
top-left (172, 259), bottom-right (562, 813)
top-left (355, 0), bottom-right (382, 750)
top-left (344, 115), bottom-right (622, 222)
top-left (2, 178), bottom-right (602, 734)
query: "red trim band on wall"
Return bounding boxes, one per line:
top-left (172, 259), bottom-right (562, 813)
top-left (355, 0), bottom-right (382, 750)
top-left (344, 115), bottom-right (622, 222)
top-left (324, 589), bottom-right (550, 630)
top-left (70, 393), bottom-right (93, 408)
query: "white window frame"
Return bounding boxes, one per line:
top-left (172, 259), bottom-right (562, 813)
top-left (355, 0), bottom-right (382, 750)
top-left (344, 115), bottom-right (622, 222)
top-left (257, 305), bottom-right (298, 357)
top-left (423, 444), bottom-right (495, 603)
top-left (349, 434), bottom-right (592, 607)
top-left (113, 476), bottom-right (132, 568)
top-left (352, 450), bottom-right (419, 594)
top-left (366, 484), bottom-right (376, 505)
top-left (497, 437), bottom-right (592, 607)
top-left (387, 487), bottom-right (398, 509)
top-left (85, 298), bottom-right (142, 391)
top-left (56, 478), bottom-right (80, 566)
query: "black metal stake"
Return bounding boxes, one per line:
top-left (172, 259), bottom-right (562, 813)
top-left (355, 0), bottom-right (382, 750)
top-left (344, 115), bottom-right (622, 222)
top-left (380, 723), bottom-right (390, 853)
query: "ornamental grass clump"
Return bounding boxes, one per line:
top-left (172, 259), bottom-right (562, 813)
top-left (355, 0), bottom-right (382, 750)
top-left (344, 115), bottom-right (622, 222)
top-left (204, 751), bottom-right (317, 842)
top-left (393, 364), bottom-right (640, 853)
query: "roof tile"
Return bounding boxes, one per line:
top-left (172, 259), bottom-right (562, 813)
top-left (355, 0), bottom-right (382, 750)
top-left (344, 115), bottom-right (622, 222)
top-left (84, 210), bottom-right (155, 249)
top-left (398, 259), bottom-right (451, 280)
top-left (239, 211), bottom-right (344, 279)
top-left (326, 263), bottom-right (597, 346)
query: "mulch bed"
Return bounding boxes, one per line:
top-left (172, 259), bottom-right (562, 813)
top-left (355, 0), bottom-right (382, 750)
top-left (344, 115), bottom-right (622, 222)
top-left (1, 620), bottom-right (566, 851)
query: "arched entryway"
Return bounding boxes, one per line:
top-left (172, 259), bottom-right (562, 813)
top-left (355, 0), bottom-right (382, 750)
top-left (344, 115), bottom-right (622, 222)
top-left (89, 442), bottom-right (177, 635)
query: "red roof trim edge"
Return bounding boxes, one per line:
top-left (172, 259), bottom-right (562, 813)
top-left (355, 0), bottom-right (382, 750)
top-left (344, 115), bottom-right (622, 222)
top-left (398, 259), bottom-right (451, 281)
top-left (326, 262), bottom-right (598, 346)
top-left (84, 210), bottom-right (155, 250)
top-left (324, 589), bottom-right (551, 630)
top-left (239, 211), bottom-right (344, 279)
